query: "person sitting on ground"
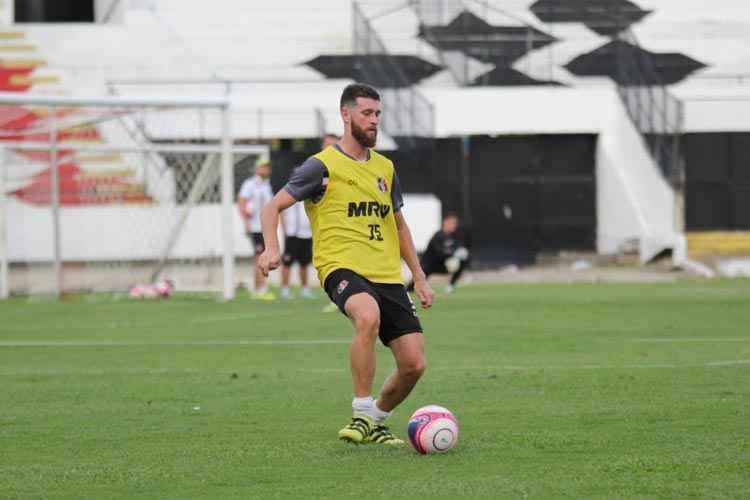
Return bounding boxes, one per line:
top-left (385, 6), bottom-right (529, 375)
top-left (407, 212), bottom-right (470, 294)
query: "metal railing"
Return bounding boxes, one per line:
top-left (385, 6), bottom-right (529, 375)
top-left (411, 0), bottom-right (558, 86)
top-left (352, 1), bottom-right (435, 150)
top-left (615, 29), bottom-right (684, 184)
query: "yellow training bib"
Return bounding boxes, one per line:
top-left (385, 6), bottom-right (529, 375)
top-left (304, 146), bottom-right (402, 286)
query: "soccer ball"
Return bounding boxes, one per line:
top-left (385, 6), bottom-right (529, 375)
top-left (407, 405), bottom-right (459, 454)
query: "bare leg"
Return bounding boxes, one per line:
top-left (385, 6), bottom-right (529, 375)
top-left (377, 333), bottom-right (426, 412)
top-left (281, 264), bottom-right (291, 288)
top-left (254, 263), bottom-right (267, 292)
top-left (344, 293), bottom-right (380, 397)
top-left (450, 259), bottom-right (468, 286)
top-left (299, 265), bottom-right (308, 288)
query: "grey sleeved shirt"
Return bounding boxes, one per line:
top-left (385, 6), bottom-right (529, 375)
top-left (283, 156), bottom-right (404, 212)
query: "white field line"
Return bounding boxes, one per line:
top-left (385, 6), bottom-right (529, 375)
top-left (0, 367), bottom-right (352, 376)
top-left (431, 360), bottom-right (750, 371)
top-left (1, 360), bottom-right (748, 377)
top-left (0, 339), bottom-right (350, 347)
top-left (704, 360), bottom-right (750, 367)
top-left (3, 322), bottom-right (164, 332)
top-left (189, 313), bottom-right (265, 323)
top-left (0, 312), bottom-right (293, 332)
top-left (632, 338), bottom-right (750, 343)
top-left (0, 368), bottom-right (206, 376)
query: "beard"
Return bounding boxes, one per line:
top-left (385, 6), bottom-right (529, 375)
top-left (351, 120), bottom-right (377, 148)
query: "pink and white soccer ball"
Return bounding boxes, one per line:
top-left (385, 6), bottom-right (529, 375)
top-left (407, 405), bottom-right (459, 454)
top-left (129, 280), bottom-right (174, 299)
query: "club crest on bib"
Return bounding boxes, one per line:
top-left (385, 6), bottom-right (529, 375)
top-left (337, 280), bottom-right (349, 295)
top-left (377, 177), bottom-right (388, 193)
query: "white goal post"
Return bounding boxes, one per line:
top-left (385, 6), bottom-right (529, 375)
top-left (0, 92), bottom-right (266, 300)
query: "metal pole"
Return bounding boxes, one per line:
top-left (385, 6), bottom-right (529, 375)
top-left (220, 104), bottom-right (235, 300)
top-left (352, 1), bottom-right (358, 54)
top-left (461, 136), bottom-right (471, 222)
top-left (548, 35), bottom-right (554, 81)
top-left (526, 27), bottom-right (533, 75)
top-left (1, 0), bottom-right (13, 25)
top-left (49, 107), bottom-right (62, 298)
top-left (671, 99), bottom-right (687, 266)
top-left (0, 148), bottom-right (8, 299)
top-left (410, 87), bottom-right (415, 141)
top-left (673, 100), bottom-right (686, 234)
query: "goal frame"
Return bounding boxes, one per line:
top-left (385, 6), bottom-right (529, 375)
top-left (0, 92), bottom-right (241, 300)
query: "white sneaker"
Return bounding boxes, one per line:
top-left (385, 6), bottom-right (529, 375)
top-left (444, 285), bottom-right (455, 294)
top-left (300, 288), bottom-right (314, 299)
top-left (280, 288), bottom-right (292, 299)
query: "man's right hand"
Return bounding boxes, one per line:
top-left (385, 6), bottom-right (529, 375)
top-left (413, 277), bottom-right (435, 309)
top-left (256, 249), bottom-right (281, 277)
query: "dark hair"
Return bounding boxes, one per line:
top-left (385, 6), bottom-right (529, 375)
top-left (340, 83), bottom-right (380, 109)
top-left (443, 212), bottom-right (459, 220)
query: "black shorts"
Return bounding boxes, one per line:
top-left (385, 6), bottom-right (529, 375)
top-left (324, 268), bottom-right (423, 346)
top-left (249, 232), bottom-right (265, 255)
top-left (282, 236), bottom-right (312, 266)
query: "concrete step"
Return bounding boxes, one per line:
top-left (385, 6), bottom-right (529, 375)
top-left (0, 31), bottom-right (26, 40)
top-left (74, 153), bottom-right (123, 163)
top-left (9, 74), bottom-right (60, 86)
top-left (688, 231), bottom-right (750, 256)
top-left (0, 59), bottom-right (46, 69)
top-left (0, 44), bottom-right (36, 52)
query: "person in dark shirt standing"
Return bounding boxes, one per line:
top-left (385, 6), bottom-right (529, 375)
top-left (408, 213), bottom-right (470, 294)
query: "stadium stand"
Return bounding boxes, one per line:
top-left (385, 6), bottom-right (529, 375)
top-left (3, 0), bottom-right (750, 296)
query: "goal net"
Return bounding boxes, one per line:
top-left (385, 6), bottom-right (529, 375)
top-left (0, 94), bottom-right (265, 299)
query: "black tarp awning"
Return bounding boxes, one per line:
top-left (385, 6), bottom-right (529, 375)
top-left (418, 10), bottom-right (557, 65)
top-left (304, 54), bottom-right (442, 87)
top-left (565, 40), bottom-right (706, 85)
top-left (530, 0), bottom-right (651, 36)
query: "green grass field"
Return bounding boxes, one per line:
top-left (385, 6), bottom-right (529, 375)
top-left (1, 281), bottom-right (749, 499)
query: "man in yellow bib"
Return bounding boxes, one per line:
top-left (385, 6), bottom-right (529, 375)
top-left (258, 83), bottom-right (435, 445)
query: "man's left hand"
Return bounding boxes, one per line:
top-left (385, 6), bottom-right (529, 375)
top-left (414, 278), bottom-right (434, 309)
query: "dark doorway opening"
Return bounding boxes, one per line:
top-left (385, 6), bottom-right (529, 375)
top-left (15, 0), bottom-right (94, 23)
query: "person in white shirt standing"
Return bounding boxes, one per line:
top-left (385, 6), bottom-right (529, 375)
top-left (280, 201), bottom-right (314, 299)
top-left (238, 156), bottom-right (275, 300)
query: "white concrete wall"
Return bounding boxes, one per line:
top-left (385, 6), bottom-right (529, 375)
top-left (6, 200), bottom-right (247, 262)
top-left (422, 87), bottom-right (607, 135)
top-left (95, 0), bottom-right (126, 23)
top-left (596, 98), bottom-right (677, 261)
top-left (676, 91), bottom-right (750, 133)
top-left (6, 194), bottom-right (440, 262)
